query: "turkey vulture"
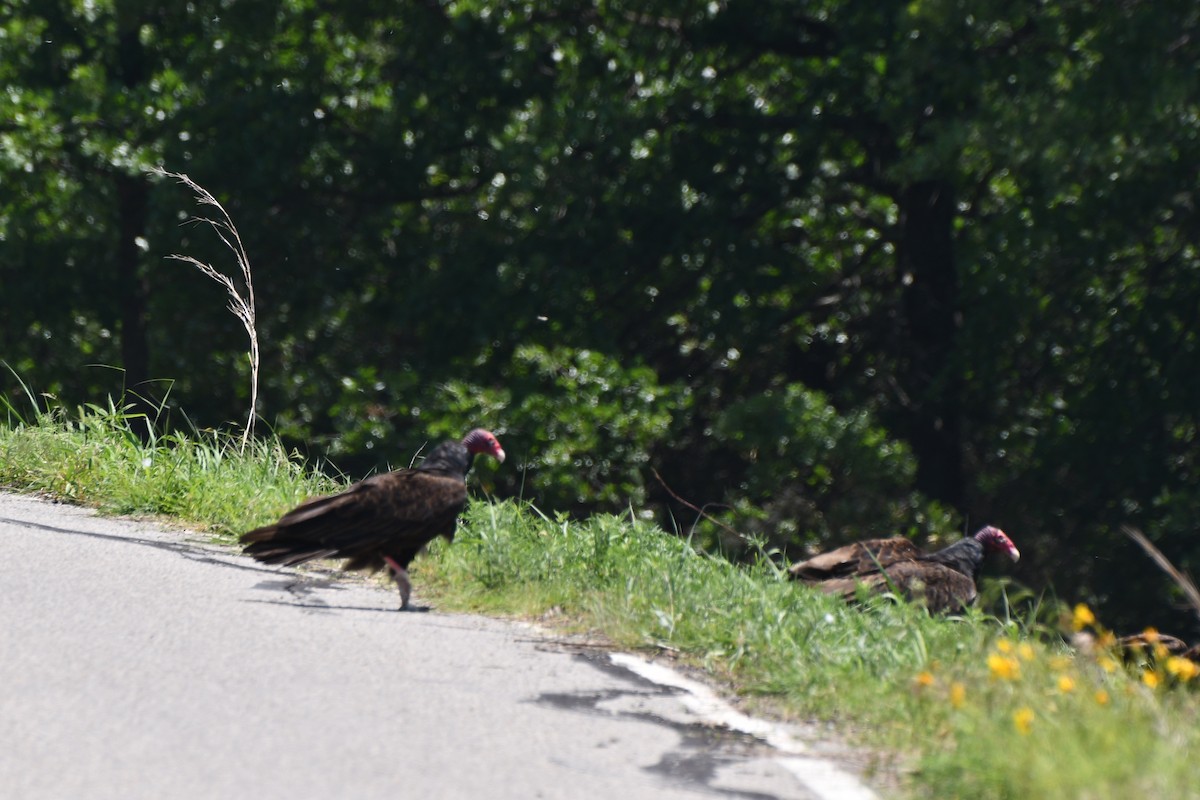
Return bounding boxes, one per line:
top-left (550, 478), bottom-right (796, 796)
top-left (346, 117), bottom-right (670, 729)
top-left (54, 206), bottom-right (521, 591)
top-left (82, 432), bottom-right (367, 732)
top-left (241, 428), bottom-right (505, 610)
top-left (788, 526), bottom-right (1020, 613)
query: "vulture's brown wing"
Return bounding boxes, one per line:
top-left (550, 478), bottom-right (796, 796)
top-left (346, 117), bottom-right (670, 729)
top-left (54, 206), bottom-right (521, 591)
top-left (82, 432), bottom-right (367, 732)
top-left (880, 561), bottom-right (977, 613)
top-left (788, 537), bottom-right (921, 581)
top-left (814, 561), bottom-right (977, 614)
top-left (241, 469), bottom-right (468, 570)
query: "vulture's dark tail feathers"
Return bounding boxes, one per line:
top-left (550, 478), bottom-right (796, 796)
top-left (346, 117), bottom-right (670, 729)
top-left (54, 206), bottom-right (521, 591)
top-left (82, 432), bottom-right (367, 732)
top-left (240, 525), bottom-right (339, 567)
top-left (240, 491), bottom-right (367, 567)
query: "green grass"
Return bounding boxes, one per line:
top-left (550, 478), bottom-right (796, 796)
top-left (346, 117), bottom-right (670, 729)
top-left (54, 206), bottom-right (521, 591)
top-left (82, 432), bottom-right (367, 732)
top-left (0, 397), bottom-right (339, 535)
top-left (3, 400), bottom-right (1198, 799)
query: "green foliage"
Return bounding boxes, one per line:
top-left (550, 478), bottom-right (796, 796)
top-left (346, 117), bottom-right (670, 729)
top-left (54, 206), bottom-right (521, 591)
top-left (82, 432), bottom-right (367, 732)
top-left (308, 345), bottom-right (685, 511)
top-left (480, 345), bottom-right (684, 510)
top-left (715, 382), bottom-right (955, 551)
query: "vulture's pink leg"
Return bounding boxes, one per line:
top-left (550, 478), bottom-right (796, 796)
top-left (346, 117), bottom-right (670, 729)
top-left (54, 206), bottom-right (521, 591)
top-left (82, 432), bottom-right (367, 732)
top-left (382, 555), bottom-right (412, 610)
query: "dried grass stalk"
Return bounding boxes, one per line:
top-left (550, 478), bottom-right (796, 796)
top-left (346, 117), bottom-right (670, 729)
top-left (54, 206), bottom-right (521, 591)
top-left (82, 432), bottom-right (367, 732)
top-left (153, 167), bottom-right (259, 449)
top-left (1122, 525), bottom-right (1200, 621)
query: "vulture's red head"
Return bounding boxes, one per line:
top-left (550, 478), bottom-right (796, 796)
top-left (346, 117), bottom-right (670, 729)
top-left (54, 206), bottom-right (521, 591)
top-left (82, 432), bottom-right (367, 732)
top-left (974, 526), bottom-right (1020, 562)
top-left (463, 428), bottom-right (506, 463)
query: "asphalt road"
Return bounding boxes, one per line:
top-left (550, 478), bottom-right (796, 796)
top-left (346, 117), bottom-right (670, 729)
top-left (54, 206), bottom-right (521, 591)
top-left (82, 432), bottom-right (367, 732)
top-left (0, 491), bottom-right (879, 800)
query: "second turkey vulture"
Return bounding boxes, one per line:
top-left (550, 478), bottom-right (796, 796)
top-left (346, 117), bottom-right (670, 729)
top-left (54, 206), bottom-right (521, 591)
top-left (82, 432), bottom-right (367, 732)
top-left (789, 526), bottom-right (1020, 613)
top-left (241, 428), bottom-right (505, 610)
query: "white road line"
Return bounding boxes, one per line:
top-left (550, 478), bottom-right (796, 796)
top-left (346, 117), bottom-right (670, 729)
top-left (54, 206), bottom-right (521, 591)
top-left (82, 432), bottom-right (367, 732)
top-left (609, 653), bottom-right (880, 800)
top-left (776, 757), bottom-right (881, 800)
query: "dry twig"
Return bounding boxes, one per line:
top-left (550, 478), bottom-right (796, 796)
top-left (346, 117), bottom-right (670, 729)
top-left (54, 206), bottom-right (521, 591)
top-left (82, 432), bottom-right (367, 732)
top-left (650, 467), bottom-right (750, 544)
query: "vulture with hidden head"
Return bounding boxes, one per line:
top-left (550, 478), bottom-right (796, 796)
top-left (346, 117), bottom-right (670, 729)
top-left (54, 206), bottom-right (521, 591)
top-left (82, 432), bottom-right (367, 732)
top-left (241, 428), bottom-right (505, 610)
top-left (788, 526), bottom-right (1020, 613)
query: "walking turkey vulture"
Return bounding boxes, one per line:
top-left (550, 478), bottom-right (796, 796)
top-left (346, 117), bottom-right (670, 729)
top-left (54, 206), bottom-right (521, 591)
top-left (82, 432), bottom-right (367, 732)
top-left (240, 428), bottom-right (505, 610)
top-left (788, 526), bottom-right (1020, 613)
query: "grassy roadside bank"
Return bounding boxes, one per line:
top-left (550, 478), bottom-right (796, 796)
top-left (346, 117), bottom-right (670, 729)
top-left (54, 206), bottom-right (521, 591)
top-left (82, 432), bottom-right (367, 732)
top-left (3, 404), bottom-right (1198, 798)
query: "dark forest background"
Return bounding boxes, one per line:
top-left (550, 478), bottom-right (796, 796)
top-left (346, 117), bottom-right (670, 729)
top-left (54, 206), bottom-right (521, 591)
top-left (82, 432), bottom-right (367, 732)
top-left (3, 0), bottom-right (1199, 634)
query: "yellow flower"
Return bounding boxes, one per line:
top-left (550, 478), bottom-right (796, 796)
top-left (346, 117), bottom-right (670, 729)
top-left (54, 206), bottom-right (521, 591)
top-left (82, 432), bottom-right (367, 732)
top-left (1013, 707), bottom-right (1035, 735)
top-left (1094, 689), bottom-right (1110, 706)
top-left (1017, 643), bottom-right (1036, 662)
top-left (915, 671), bottom-right (935, 688)
top-left (988, 653), bottom-right (1021, 681)
top-left (1166, 657), bottom-right (1200, 681)
top-left (949, 682), bottom-right (966, 708)
top-left (1096, 630), bottom-right (1117, 649)
top-left (1098, 656), bottom-right (1120, 674)
top-left (1142, 670), bottom-right (1160, 689)
top-left (1072, 603), bottom-right (1096, 631)
top-left (1057, 674), bottom-right (1076, 693)
top-left (995, 638), bottom-right (1015, 654)
top-left (1142, 627), bottom-right (1160, 643)
top-left (1049, 655), bottom-right (1072, 671)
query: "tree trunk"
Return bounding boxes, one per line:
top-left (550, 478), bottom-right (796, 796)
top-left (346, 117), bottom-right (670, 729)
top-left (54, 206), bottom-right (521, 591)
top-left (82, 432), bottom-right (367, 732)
top-left (896, 179), bottom-right (964, 509)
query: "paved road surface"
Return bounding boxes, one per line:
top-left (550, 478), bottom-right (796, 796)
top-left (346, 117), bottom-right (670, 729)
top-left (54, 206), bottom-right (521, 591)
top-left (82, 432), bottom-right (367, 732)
top-left (0, 492), bottom-right (878, 800)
